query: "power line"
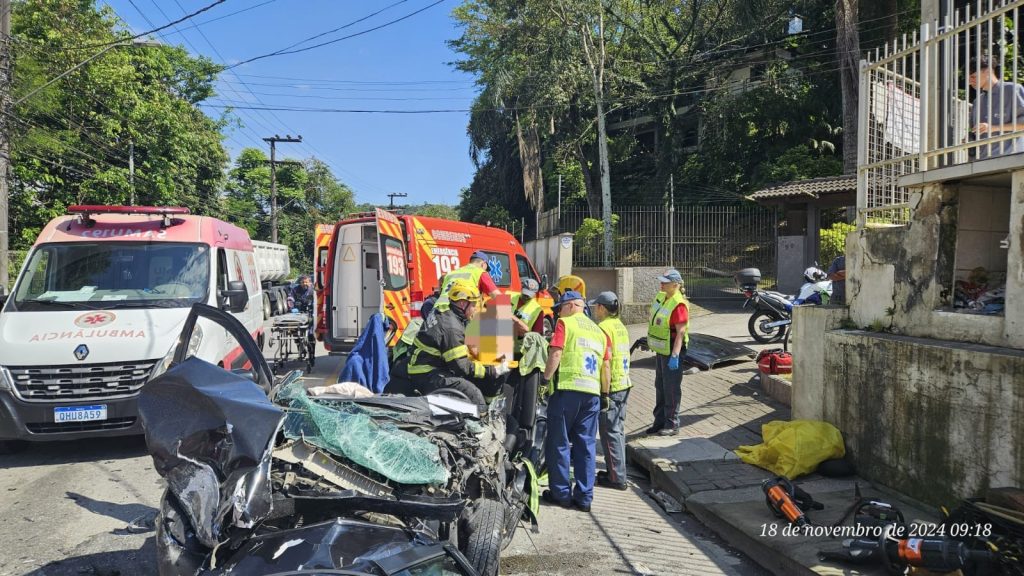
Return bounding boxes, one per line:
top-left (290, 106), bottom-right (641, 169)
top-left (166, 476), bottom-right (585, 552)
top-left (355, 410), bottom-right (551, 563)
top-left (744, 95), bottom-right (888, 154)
top-left (225, 0), bottom-right (446, 70)
top-left (86, 0), bottom-right (228, 49)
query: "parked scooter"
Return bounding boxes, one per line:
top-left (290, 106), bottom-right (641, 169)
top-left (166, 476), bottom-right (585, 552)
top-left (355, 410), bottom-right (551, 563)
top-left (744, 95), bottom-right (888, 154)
top-left (736, 267), bottom-right (832, 343)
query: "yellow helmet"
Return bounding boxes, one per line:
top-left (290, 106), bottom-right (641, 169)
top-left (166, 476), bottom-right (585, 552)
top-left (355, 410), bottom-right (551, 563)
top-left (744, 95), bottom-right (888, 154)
top-left (447, 279), bottom-right (481, 303)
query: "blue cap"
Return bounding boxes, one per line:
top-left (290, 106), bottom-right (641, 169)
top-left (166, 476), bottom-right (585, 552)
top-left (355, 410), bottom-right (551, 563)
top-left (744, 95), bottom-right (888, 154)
top-left (557, 290), bottom-right (584, 306)
top-left (471, 250), bottom-right (488, 261)
top-left (658, 269), bottom-right (683, 284)
top-left (588, 291), bottom-right (618, 307)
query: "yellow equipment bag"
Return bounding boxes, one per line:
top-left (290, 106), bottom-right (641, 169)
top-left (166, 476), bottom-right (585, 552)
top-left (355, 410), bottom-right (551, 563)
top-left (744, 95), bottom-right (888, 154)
top-left (735, 420), bottom-right (845, 479)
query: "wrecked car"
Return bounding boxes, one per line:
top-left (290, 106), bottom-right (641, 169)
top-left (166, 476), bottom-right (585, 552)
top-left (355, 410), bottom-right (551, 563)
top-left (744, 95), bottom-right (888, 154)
top-left (140, 304), bottom-right (545, 576)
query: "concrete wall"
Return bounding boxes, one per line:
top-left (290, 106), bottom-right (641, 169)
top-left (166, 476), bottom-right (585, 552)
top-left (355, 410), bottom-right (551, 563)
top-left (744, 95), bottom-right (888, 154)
top-left (846, 174), bottom-right (1024, 350)
top-left (778, 235), bottom-right (806, 294)
top-left (955, 186), bottom-right (1010, 279)
top-left (820, 330), bottom-right (1024, 505)
top-left (791, 306), bottom-right (849, 422)
top-left (524, 233), bottom-right (573, 280)
top-left (572, 266), bottom-right (665, 324)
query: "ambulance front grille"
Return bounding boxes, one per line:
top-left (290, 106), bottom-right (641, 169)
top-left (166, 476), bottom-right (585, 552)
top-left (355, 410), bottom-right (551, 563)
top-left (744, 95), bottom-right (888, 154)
top-left (7, 360), bottom-right (159, 402)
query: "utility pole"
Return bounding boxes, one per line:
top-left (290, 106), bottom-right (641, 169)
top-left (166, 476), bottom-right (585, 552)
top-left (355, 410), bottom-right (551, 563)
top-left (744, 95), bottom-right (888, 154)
top-left (0, 0), bottom-right (11, 291)
top-left (387, 192), bottom-right (407, 209)
top-left (128, 140), bottom-right (134, 206)
top-left (263, 134), bottom-right (302, 243)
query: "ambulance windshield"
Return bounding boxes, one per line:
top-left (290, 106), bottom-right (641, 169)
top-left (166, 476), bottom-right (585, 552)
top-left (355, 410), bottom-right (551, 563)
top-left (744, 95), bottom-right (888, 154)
top-left (12, 242), bottom-right (210, 311)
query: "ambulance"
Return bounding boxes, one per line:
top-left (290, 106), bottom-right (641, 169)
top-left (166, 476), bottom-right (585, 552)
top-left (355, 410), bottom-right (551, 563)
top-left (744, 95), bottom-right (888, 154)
top-left (320, 208), bottom-right (553, 351)
top-left (0, 205), bottom-right (265, 450)
top-left (312, 223), bottom-right (333, 341)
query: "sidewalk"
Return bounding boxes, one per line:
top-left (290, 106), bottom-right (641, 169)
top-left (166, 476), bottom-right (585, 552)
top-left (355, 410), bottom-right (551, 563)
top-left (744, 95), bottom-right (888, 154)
top-left (622, 305), bottom-right (940, 576)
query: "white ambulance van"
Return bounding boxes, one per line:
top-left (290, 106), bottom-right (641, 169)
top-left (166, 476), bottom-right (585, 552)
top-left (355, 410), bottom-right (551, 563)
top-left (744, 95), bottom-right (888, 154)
top-left (0, 205), bottom-right (264, 451)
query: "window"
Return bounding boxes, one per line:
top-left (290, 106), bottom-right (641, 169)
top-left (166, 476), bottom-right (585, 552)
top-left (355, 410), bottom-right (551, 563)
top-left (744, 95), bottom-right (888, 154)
top-left (13, 242), bottom-right (210, 311)
top-left (516, 254), bottom-right (538, 284)
top-left (480, 251), bottom-right (512, 287)
top-left (379, 235), bottom-right (409, 291)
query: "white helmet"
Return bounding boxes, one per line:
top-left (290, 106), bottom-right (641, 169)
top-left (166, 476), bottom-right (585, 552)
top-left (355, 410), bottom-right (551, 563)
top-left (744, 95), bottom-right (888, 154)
top-left (804, 267), bottom-right (827, 283)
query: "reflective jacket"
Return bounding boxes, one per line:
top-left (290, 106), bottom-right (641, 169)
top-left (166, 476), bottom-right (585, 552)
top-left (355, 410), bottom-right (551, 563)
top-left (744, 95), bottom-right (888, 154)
top-left (598, 316), bottom-right (632, 392)
top-left (647, 291), bottom-right (688, 355)
top-left (406, 307), bottom-right (495, 381)
top-left (553, 314), bottom-right (606, 396)
top-left (433, 264), bottom-right (485, 312)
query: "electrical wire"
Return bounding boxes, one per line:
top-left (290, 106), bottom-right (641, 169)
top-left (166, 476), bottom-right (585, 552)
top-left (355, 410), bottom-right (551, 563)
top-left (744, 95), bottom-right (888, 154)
top-left (224, 0), bottom-right (447, 70)
top-left (84, 0), bottom-right (228, 49)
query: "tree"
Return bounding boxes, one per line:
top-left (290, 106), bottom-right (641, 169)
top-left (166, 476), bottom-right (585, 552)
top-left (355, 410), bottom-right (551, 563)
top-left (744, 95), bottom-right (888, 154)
top-left (224, 149), bottom-right (354, 274)
top-left (407, 203), bottom-right (460, 220)
top-left (7, 0), bottom-right (228, 248)
top-left (836, 0), bottom-right (860, 173)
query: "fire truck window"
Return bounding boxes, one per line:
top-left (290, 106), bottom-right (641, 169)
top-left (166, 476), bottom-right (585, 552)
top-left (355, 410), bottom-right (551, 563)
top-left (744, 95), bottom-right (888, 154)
top-left (380, 237), bottom-right (409, 291)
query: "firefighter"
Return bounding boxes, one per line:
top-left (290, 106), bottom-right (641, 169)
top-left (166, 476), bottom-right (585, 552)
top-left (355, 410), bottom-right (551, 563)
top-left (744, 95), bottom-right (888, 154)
top-left (433, 250), bottom-right (502, 312)
top-left (541, 290), bottom-right (611, 512)
top-left (590, 291), bottom-right (631, 490)
top-left (646, 269), bottom-right (689, 436)
top-left (396, 279), bottom-right (510, 404)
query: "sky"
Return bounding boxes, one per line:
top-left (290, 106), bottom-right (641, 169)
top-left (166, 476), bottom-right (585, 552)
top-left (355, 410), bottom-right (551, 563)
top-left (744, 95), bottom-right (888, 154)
top-left (102, 0), bottom-right (479, 207)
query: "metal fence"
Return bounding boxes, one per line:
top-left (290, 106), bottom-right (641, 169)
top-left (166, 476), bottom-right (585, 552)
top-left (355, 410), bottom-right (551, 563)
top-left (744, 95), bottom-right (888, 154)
top-left (858, 0), bottom-right (1024, 227)
top-left (552, 204), bottom-right (778, 299)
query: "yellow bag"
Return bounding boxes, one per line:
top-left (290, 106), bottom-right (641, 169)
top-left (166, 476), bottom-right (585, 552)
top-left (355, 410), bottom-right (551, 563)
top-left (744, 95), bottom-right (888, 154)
top-left (735, 420), bottom-right (845, 479)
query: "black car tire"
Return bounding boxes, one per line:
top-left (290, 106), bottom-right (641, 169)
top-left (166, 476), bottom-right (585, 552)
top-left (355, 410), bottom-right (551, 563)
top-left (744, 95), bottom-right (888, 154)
top-left (0, 440), bottom-right (26, 455)
top-left (262, 293), bottom-right (272, 320)
top-left (461, 498), bottom-right (505, 576)
top-left (748, 310), bottom-right (786, 343)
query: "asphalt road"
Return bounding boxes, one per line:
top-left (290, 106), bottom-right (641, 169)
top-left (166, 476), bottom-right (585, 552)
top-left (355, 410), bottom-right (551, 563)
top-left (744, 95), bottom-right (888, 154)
top-left (0, 321), bottom-right (769, 576)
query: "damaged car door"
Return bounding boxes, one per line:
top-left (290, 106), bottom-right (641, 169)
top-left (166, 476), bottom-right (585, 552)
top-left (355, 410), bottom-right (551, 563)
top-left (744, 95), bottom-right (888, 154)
top-left (141, 303), bottom-right (478, 576)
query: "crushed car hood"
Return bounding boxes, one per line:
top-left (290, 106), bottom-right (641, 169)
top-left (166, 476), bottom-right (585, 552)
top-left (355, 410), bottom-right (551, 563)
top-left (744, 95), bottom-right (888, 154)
top-left (631, 333), bottom-right (756, 370)
top-left (139, 357), bottom-right (285, 548)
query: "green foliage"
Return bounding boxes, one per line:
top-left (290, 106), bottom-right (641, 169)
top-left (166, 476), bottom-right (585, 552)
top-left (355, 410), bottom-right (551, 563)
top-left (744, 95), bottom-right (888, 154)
top-left (224, 150), bottom-right (355, 275)
top-left (465, 203), bottom-right (515, 230)
top-left (7, 0), bottom-right (228, 249)
top-left (407, 203), bottom-right (459, 220)
top-left (819, 221), bottom-right (856, 267)
top-left (573, 215), bottom-right (619, 263)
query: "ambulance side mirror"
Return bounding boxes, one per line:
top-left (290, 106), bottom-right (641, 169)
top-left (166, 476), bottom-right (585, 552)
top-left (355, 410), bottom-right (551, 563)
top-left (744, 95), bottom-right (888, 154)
top-left (220, 280), bottom-right (248, 313)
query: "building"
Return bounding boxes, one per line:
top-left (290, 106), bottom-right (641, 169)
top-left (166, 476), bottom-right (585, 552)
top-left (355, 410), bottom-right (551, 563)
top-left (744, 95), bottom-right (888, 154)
top-left (793, 0), bottom-right (1024, 506)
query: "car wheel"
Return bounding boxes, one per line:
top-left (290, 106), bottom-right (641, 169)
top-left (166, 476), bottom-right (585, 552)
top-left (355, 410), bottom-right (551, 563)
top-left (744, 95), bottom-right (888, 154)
top-left (0, 440), bottom-right (27, 455)
top-left (460, 498), bottom-right (505, 576)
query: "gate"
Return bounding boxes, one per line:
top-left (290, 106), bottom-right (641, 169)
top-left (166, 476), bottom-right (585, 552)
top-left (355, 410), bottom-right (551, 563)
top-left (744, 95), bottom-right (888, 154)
top-left (559, 204), bottom-right (777, 299)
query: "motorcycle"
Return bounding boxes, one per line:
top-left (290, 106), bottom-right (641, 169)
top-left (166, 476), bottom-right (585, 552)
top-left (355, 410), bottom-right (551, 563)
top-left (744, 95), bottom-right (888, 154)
top-left (736, 267), bottom-right (832, 343)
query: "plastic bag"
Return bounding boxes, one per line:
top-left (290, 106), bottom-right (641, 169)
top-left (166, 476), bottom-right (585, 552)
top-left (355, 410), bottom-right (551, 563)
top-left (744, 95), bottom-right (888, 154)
top-left (735, 420), bottom-right (845, 479)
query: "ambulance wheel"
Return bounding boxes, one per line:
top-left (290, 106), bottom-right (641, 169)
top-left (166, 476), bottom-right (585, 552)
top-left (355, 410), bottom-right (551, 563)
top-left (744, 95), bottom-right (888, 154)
top-left (460, 498), bottom-right (504, 576)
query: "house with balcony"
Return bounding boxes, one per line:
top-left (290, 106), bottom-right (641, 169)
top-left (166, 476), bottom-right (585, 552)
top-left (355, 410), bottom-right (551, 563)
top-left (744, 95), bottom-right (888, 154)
top-left (793, 0), bottom-right (1024, 506)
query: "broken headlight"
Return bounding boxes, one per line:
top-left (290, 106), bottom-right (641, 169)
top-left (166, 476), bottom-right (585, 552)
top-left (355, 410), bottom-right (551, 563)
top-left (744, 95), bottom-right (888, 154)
top-left (149, 324), bottom-right (204, 380)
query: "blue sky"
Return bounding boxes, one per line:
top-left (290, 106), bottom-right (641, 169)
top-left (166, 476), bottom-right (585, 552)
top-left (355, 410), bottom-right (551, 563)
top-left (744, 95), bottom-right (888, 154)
top-left (102, 0), bottom-right (478, 206)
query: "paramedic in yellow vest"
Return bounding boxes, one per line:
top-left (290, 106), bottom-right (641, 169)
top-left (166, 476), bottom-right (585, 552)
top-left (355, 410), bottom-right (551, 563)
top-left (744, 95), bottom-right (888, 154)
top-left (646, 269), bottom-right (689, 436)
top-left (590, 291), bottom-right (631, 490)
top-left (433, 250), bottom-right (501, 313)
top-left (541, 290), bottom-right (611, 512)
top-left (510, 278), bottom-right (545, 339)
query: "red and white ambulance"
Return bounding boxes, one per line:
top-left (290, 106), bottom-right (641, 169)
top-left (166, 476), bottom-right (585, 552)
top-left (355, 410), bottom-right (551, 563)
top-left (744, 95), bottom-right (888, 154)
top-left (0, 205), bottom-right (265, 450)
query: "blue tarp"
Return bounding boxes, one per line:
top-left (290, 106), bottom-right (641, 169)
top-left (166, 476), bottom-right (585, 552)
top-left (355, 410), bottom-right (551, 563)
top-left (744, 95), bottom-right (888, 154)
top-left (338, 313), bottom-right (390, 393)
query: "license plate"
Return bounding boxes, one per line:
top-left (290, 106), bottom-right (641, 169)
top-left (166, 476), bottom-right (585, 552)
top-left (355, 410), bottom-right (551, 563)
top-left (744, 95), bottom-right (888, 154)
top-left (54, 405), bottom-right (107, 423)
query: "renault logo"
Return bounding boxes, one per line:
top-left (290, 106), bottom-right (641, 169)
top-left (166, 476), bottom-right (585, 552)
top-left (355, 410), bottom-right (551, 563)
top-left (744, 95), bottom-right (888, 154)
top-left (74, 344), bottom-right (89, 361)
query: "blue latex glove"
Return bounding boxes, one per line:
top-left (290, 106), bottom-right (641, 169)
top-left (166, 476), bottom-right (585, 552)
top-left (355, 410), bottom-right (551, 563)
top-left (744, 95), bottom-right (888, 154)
top-left (291, 308), bottom-right (299, 314)
top-left (668, 355), bottom-right (680, 371)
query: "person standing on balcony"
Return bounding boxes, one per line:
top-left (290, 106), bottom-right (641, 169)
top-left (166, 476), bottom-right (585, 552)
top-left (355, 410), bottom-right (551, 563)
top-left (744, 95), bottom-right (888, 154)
top-left (969, 56), bottom-right (1024, 159)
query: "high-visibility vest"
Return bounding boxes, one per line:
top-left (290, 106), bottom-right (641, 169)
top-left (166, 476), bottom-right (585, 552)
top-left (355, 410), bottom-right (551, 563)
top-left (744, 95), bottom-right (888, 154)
top-left (434, 264), bottom-right (485, 311)
top-left (599, 316), bottom-right (632, 392)
top-left (553, 314), bottom-right (605, 396)
top-left (647, 291), bottom-right (688, 355)
top-left (514, 297), bottom-right (544, 333)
